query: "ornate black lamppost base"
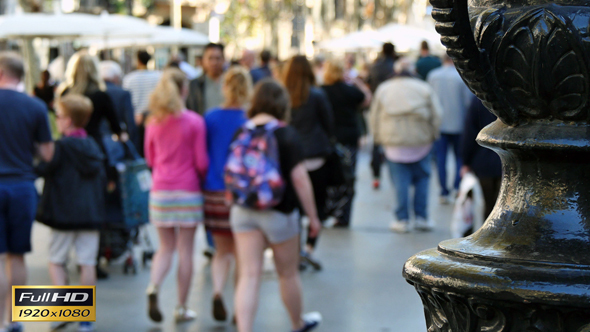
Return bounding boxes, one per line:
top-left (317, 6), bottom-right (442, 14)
top-left (404, 118), bottom-right (590, 330)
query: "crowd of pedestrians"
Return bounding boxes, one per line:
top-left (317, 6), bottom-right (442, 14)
top-left (0, 38), bottom-right (503, 332)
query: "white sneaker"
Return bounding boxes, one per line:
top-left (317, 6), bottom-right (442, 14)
top-left (263, 248), bottom-right (275, 272)
top-left (415, 217), bottom-right (434, 231)
top-left (293, 312), bottom-right (322, 332)
top-left (389, 220), bottom-right (410, 233)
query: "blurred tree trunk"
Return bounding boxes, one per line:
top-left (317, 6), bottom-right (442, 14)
top-left (353, 0), bottom-right (362, 31)
top-left (262, 0), bottom-right (294, 57)
top-left (264, 0), bottom-right (280, 56)
top-left (18, 0), bottom-right (41, 93)
top-left (126, 0), bottom-right (132, 15)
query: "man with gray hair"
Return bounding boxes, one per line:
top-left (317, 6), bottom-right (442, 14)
top-left (369, 57), bottom-right (442, 233)
top-left (0, 52), bottom-right (54, 332)
top-left (100, 60), bottom-right (137, 147)
top-left (239, 49), bottom-right (255, 70)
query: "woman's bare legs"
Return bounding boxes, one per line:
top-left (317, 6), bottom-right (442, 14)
top-left (234, 230), bottom-right (266, 332)
top-left (176, 226), bottom-right (197, 307)
top-left (270, 235), bottom-right (305, 331)
top-left (211, 234), bottom-right (235, 296)
top-left (149, 227), bottom-right (177, 287)
top-left (48, 263), bottom-right (67, 286)
top-left (211, 234), bottom-right (235, 321)
top-left (146, 227), bottom-right (176, 322)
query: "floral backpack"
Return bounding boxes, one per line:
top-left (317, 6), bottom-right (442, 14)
top-left (224, 120), bottom-right (285, 210)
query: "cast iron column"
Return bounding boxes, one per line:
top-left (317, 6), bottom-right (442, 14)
top-left (403, 0), bottom-right (590, 330)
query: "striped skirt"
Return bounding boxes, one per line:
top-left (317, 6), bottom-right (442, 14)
top-left (149, 191), bottom-right (204, 228)
top-left (203, 191), bottom-right (232, 235)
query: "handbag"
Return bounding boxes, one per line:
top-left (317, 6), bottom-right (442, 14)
top-left (325, 143), bottom-right (356, 218)
top-left (450, 172), bottom-right (485, 238)
top-left (325, 142), bottom-right (354, 187)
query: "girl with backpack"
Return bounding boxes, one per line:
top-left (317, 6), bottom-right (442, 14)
top-left (282, 55), bottom-right (335, 270)
top-left (203, 66), bottom-right (251, 322)
top-left (144, 68), bottom-right (208, 323)
top-left (226, 79), bottom-right (322, 332)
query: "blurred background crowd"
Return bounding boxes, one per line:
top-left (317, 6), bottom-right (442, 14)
top-left (0, 1), bottom-right (504, 332)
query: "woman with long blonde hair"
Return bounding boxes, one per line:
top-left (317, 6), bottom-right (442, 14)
top-left (58, 51), bottom-right (122, 143)
top-left (144, 68), bottom-right (208, 323)
top-left (203, 66), bottom-right (251, 322)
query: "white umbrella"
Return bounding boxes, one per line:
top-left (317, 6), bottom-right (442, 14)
top-left (83, 26), bottom-right (209, 49)
top-left (0, 12), bottom-right (155, 94)
top-left (374, 23), bottom-right (443, 52)
top-left (0, 12), bottom-right (154, 40)
top-left (97, 10), bottom-right (154, 39)
top-left (149, 26), bottom-right (209, 47)
top-left (317, 30), bottom-right (383, 51)
top-left (0, 12), bottom-right (102, 39)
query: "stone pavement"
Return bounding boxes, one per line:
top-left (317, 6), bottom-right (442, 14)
top-left (21, 148), bottom-right (457, 332)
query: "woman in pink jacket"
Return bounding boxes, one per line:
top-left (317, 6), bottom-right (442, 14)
top-left (144, 68), bottom-right (208, 323)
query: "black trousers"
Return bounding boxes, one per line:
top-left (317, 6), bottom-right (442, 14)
top-left (371, 144), bottom-right (384, 179)
top-left (479, 177), bottom-right (502, 218)
top-left (305, 162), bottom-right (330, 248)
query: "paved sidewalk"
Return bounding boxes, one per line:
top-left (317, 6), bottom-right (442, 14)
top-left (21, 149), bottom-right (456, 332)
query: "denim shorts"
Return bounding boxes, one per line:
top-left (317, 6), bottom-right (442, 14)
top-left (230, 205), bottom-right (300, 244)
top-left (0, 181), bottom-right (38, 254)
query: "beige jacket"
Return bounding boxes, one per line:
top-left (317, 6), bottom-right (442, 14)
top-left (369, 77), bottom-right (442, 147)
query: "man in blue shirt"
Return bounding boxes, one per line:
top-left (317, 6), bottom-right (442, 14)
top-left (0, 52), bottom-right (54, 332)
top-left (427, 55), bottom-right (473, 204)
top-left (250, 50), bottom-right (273, 84)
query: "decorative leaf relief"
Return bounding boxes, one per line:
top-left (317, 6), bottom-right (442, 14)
top-left (492, 7), bottom-right (589, 121)
top-left (545, 28), bottom-right (587, 118)
top-left (413, 283), bottom-right (590, 332)
top-left (470, 7), bottom-right (522, 124)
top-left (417, 287), bottom-right (449, 332)
top-left (448, 293), bottom-right (477, 331)
top-left (474, 8), bottom-right (505, 52)
top-left (497, 21), bottom-right (548, 118)
top-left (430, 0), bottom-right (515, 124)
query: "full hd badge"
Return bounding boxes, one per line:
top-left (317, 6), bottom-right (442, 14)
top-left (12, 286), bottom-right (96, 322)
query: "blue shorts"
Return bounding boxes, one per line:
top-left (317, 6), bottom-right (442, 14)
top-left (0, 181), bottom-right (37, 254)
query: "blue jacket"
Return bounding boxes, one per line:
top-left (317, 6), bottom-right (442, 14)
top-left (250, 66), bottom-right (272, 84)
top-left (36, 137), bottom-right (106, 230)
top-left (105, 82), bottom-right (138, 146)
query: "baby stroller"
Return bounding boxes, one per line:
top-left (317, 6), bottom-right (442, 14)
top-left (100, 137), bottom-right (154, 274)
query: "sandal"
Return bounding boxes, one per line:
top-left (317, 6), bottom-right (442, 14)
top-left (146, 284), bottom-right (163, 322)
top-left (212, 294), bottom-right (227, 321)
top-left (174, 305), bottom-right (197, 323)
